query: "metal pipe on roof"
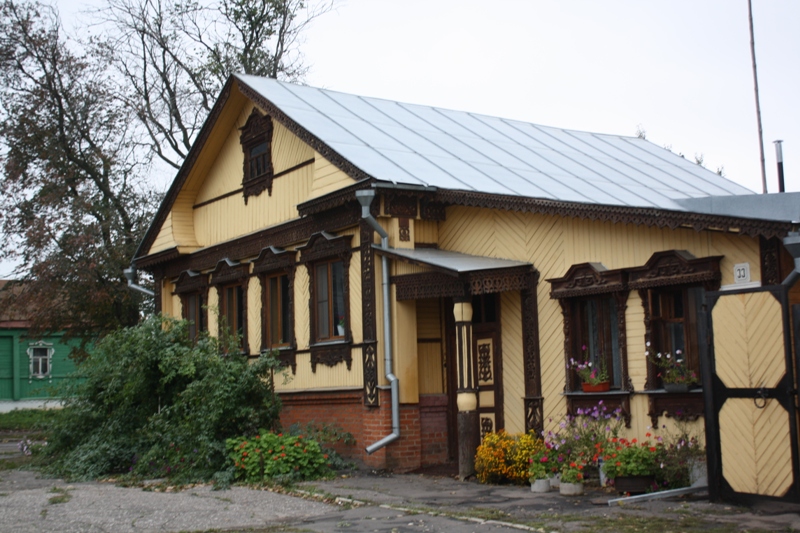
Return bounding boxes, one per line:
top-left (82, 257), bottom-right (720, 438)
top-left (356, 189), bottom-right (400, 455)
top-left (774, 140), bottom-right (785, 193)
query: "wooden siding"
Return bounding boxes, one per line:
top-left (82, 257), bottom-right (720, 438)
top-left (415, 220), bottom-right (439, 244)
top-left (438, 206), bottom-right (763, 439)
top-left (500, 291), bottom-right (525, 434)
top-left (417, 298), bottom-right (443, 395)
top-left (247, 276), bottom-right (261, 353)
top-left (719, 398), bottom-right (792, 496)
top-left (311, 153), bottom-right (354, 199)
top-left (276, 347), bottom-right (365, 392)
top-left (714, 292), bottom-right (784, 389)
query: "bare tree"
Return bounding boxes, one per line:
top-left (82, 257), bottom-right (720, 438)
top-left (99, 0), bottom-right (333, 170)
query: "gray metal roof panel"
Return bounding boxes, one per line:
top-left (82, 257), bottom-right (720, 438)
top-left (236, 75), bottom-right (758, 212)
top-left (375, 246), bottom-right (532, 274)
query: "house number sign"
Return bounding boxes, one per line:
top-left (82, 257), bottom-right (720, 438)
top-left (734, 262), bottom-right (751, 284)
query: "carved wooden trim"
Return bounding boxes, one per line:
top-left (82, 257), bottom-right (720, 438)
top-left (360, 221), bottom-right (379, 406)
top-left (566, 392), bottom-right (632, 428)
top-left (522, 271), bottom-right (542, 399)
top-left (257, 259), bottom-right (296, 355)
top-left (298, 232), bottom-right (353, 264)
top-left (240, 108), bottom-right (274, 203)
top-left (173, 270), bottom-right (209, 294)
top-left (524, 397), bottom-right (544, 435)
top-left (310, 342), bottom-right (352, 372)
top-left (394, 272), bottom-right (467, 301)
top-left (209, 258), bottom-right (250, 286)
top-left (251, 246), bottom-right (297, 275)
top-left (646, 391), bottom-right (704, 427)
top-left (385, 194), bottom-right (418, 217)
top-left (627, 250), bottom-right (722, 290)
top-left (759, 236), bottom-right (794, 286)
top-left (433, 189), bottom-right (792, 240)
top-left (398, 218), bottom-right (410, 242)
top-left (420, 198), bottom-right (446, 221)
top-left (548, 263), bottom-right (626, 299)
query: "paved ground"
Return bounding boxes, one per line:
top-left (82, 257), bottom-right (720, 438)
top-left (2, 435), bottom-right (800, 533)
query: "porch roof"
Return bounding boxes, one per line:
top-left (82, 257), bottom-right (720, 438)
top-left (374, 246), bottom-right (531, 276)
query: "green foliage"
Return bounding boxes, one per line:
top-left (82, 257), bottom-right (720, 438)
top-left (285, 422), bottom-right (356, 471)
top-left (42, 315), bottom-right (283, 482)
top-left (601, 438), bottom-right (661, 478)
top-left (227, 431), bottom-right (333, 484)
top-left (0, 409), bottom-right (62, 432)
top-left (545, 402), bottom-right (625, 467)
top-left (475, 430), bottom-right (545, 485)
top-left (528, 448), bottom-right (550, 481)
top-left (560, 461), bottom-right (585, 484)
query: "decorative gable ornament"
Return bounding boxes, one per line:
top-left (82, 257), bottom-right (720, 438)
top-left (240, 108), bottom-right (274, 203)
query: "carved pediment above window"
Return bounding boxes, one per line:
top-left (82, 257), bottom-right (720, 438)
top-left (547, 262), bottom-right (626, 299)
top-left (627, 250), bottom-right (722, 290)
top-left (298, 232), bottom-right (353, 264)
top-left (209, 258), bottom-right (250, 286)
top-left (251, 246), bottom-right (297, 275)
top-left (240, 108), bottom-right (274, 203)
top-left (173, 270), bottom-right (208, 294)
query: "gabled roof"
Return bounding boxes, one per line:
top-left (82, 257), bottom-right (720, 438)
top-left (237, 74), bottom-right (754, 211)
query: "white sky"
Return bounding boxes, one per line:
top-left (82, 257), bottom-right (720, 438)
top-left (3, 0), bottom-right (798, 278)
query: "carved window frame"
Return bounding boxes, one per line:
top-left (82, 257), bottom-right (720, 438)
top-left (173, 270), bottom-right (209, 342)
top-left (299, 232), bottom-right (353, 372)
top-left (252, 247), bottom-right (297, 373)
top-left (240, 108), bottom-right (274, 203)
top-left (27, 341), bottom-right (53, 383)
top-left (209, 259), bottom-right (251, 354)
top-left (628, 250), bottom-right (721, 426)
top-left (548, 262), bottom-right (631, 426)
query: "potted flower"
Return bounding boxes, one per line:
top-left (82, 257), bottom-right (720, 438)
top-left (529, 449), bottom-right (551, 493)
top-left (570, 348), bottom-right (609, 392)
top-left (601, 437), bottom-right (661, 494)
top-left (337, 315), bottom-right (345, 336)
top-left (559, 461), bottom-right (585, 495)
top-left (646, 345), bottom-right (698, 392)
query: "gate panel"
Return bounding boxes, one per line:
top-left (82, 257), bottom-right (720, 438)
top-left (704, 285), bottom-right (800, 503)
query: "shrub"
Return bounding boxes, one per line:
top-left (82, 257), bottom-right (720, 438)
top-left (43, 315), bottom-right (283, 483)
top-left (227, 431), bottom-right (332, 483)
top-left (545, 402), bottom-right (625, 467)
top-left (475, 430), bottom-right (545, 485)
top-left (285, 422), bottom-right (356, 471)
top-left (601, 438), bottom-right (661, 478)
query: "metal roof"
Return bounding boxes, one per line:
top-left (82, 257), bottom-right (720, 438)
top-left (374, 246), bottom-right (531, 274)
top-left (236, 74), bottom-right (755, 211)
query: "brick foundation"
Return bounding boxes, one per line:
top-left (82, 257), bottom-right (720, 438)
top-left (279, 389), bottom-right (451, 472)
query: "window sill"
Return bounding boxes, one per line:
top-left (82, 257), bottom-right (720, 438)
top-left (309, 341), bottom-right (352, 372)
top-left (640, 388), bottom-right (703, 395)
top-left (309, 339), bottom-right (350, 349)
top-left (563, 389), bottom-right (631, 397)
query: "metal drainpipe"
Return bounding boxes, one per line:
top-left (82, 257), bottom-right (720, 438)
top-left (356, 189), bottom-right (400, 454)
top-left (781, 231), bottom-right (800, 287)
top-left (123, 265), bottom-right (155, 297)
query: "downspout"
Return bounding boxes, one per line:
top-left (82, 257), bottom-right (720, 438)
top-left (356, 189), bottom-right (400, 454)
top-left (123, 265), bottom-right (155, 297)
top-left (781, 231), bottom-right (800, 287)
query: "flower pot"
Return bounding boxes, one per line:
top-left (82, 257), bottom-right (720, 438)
top-left (530, 478), bottom-right (550, 493)
top-left (582, 381), bottom-right (610, 393)
top-left (560, 482), bottom-right (584, 496)
top-left (663, 382), bottom-right (692, 393)
top-left (689, 459), bottom-right (708, 487)
top-left (614, 475), bottom-right (655, 495)
top-left (336, 325), bottom-right (345, 336)
top-left (597, 459), bottom-right (608, 488)
top-left (548, 473), bottom-right (560, 490)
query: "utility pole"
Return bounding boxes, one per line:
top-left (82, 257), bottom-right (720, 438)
top-left (748, 0), bottom-right (768, 194)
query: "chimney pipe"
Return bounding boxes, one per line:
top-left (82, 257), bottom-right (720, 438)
top-left (774, 140), bottom-right (785, 193)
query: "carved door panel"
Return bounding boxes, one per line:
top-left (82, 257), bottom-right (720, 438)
top-left (474, 324), bottom-right (504, 439)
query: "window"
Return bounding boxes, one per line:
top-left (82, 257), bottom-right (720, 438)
top-left (173, 270), bottom-right (209, 343)
top-left (27, 342), bottom-right (53, 380)
top-left (184, 292), bottom-right (205, 341)
top-left (239, 108), bottom-right (274, 202)
top-left (572, 296), bottom-right (622, 388)
top-left (315, 260), bottom-right (346, 341)
top-left (264, 273), bottom-right (291, 347)
top-left (221, 283), bottom-right (245, 341)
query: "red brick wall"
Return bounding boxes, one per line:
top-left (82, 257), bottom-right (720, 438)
top-left (279, 389), bottom-right (449, 473)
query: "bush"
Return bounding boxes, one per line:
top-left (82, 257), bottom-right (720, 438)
top-left (227, 431), bottom-right (332, 483)
top-left (285, 422), bottom-right (356, 471)
top-left (475, 430), bottom-right (544, 485)
top-left (43, 315), bottom-right (283, 483)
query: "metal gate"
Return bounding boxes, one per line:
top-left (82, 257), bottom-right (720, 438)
top-left (702, 284), bottom-right (800, 503)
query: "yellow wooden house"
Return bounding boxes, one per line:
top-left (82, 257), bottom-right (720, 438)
top-left (132, 74), bottom-right (800, 495)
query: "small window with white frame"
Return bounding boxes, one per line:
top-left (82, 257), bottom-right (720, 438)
top-left (27, 341), bottom-right (53, 381)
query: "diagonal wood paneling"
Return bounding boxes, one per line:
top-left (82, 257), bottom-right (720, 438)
top-left (720, 398), bottom-right (792, 496)
top-left (714, 292), bottom-right (784, 389)
top-left (501, 291), bottom-right (525, 434)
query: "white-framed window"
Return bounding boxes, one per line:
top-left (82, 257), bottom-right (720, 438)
top-left (27, 341), bottom-right (53, 382)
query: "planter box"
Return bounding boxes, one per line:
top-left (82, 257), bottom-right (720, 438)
top-left (614, 475), bottom-right (655, 495)
top-left (582, 382), bottom-right (610, 393)
top-left (549, 474), bottom-right (561, 490)
top-left (530, 478), bottom-right (550, 493)
top-left (560, 482), bottom-right (584, 496)
top-left (663, 383), bottom-right (692, 393)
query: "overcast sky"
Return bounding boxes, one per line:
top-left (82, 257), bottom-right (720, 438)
top-left (3, 0), bottom-right (798, 278)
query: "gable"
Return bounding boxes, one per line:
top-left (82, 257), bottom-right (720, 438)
top-left (145, 92), bottom-right (357, 257)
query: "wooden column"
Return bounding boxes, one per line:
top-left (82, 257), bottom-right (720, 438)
top-left (454, 299), bottom-right (479, 480)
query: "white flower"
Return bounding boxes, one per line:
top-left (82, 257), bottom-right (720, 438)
top-left (666, 354), bottom-right (671, 359)
top-left (588, 362), bottom-right (593, 367)
top-left (646, 341), bottom-right (651, 347)
top-left (676, 359), bottom-right (683, 364)
top-left (676, 349), bottom-right (682, 355)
